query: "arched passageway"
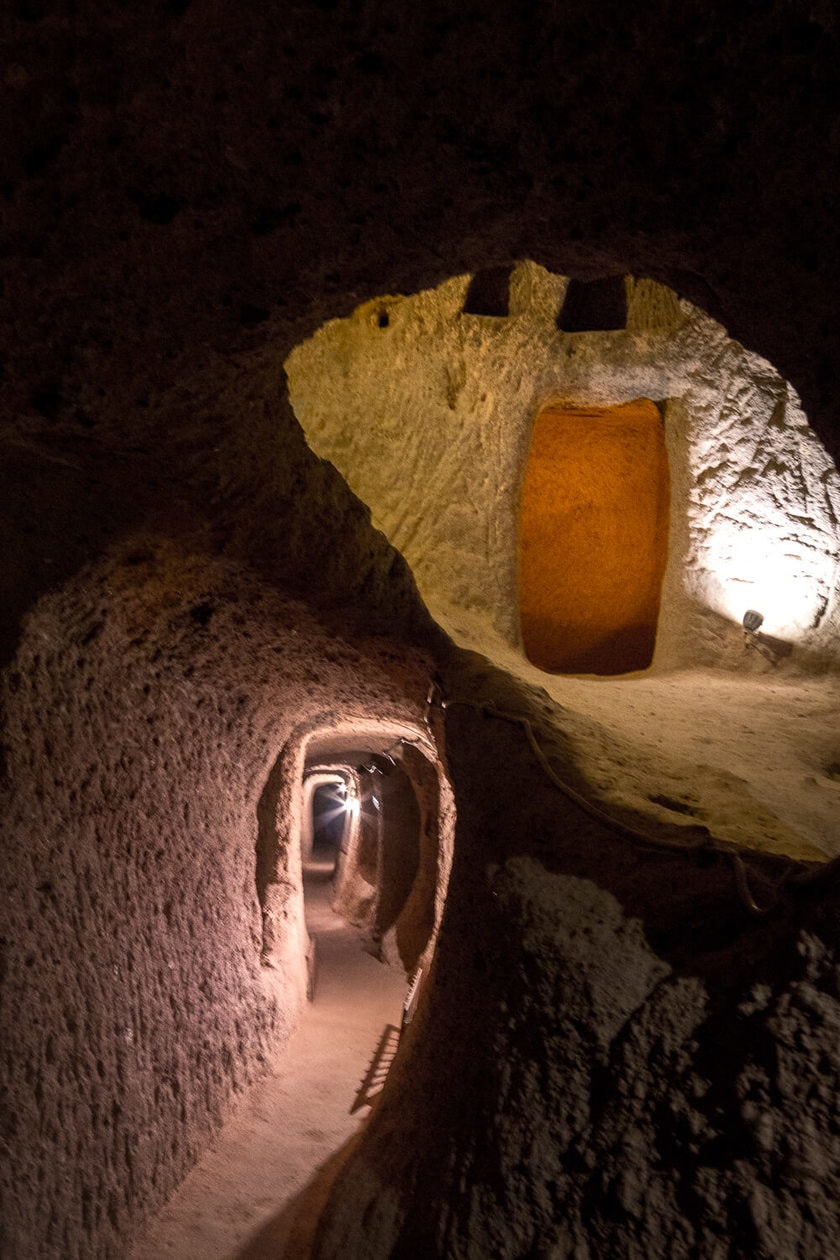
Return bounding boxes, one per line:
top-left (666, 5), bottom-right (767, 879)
top-left (300, 733), bottom-right (448, 973)
top-left (309, 780), bottom-right (349, 873)
top-left (300, 772), bottom-right (355, 879)
top-left (131, 717), bottom-right (454, 1258)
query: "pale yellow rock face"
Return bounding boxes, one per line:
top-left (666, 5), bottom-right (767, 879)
top-left (286, 262), bottom-right (840, 675)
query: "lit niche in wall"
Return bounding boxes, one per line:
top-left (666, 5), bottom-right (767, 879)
top-left (285, 261), bottom-right (840, 675)
top-left (518, 399), bottom-right (670, 675)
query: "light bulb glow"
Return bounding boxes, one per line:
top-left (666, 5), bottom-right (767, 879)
top-left (695, 515), bottom-right (837, 640)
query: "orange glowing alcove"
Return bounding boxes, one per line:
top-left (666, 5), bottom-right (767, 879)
top-left (518, 398), bottom-right (670, 675)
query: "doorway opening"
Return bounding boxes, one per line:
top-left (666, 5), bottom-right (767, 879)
top-left (257, 718), bottom-right (454, 995)
top-left (518, 397), bottom-right (670, 674)
top-left (301, 744), bottom-right (433, 972)
top-left (301, 774), bottom-right (355, 881)
top-left (311, 782), bottom-right (347, 864)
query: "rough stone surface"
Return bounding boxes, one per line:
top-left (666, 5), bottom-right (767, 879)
top-left (4, 4), bottom-right (840, 1258)
top-left (287, 263), bottom-right (840, 670)
top-left (315, 692), bottom-right (840, 1260)
top-left (0, 542), bottom-right (434, 1258)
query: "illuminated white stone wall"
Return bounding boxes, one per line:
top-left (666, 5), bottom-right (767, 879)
top-left (683, 343), bottom-right (839, 647)
top-left (286, 262), bottom-right (840, 671)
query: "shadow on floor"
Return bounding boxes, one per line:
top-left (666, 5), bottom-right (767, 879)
top-left (234, 1131), bottom-right (363, 1260)
top-left (351, 1023), bottom-right (401, 1114)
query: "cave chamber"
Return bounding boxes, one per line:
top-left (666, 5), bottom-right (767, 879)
top-left (6, 9), bottom-right (840, 1260)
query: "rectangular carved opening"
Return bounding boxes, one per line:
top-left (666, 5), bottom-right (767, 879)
top-left (518, 398), bottom-right (670, 674)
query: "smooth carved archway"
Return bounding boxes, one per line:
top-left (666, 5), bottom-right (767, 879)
top-left (518, 398), bottom-right (670, 674)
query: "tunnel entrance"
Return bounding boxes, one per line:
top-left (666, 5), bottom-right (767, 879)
top-left (302, 750), bottom-right (424, 966)
top-left (258, 718), bottom-right (454, 995)
top-left (518, 397), bottom-right (670, 675)
top-left (308, 780), bottom-right (351, 877)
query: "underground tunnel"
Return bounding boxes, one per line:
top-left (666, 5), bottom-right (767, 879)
top-left (298, 730), bottom-right (453, 973)
top-left (5, 7), bottom-right (840, 1259)
top-left (305, 778), bottom-right (351, 877)
top-left (124, 266), bottom-right (840, 1258)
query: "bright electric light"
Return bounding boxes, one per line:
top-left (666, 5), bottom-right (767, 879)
top-left (343, 795), bottom-right (360, 819)
top-left (312, 781), bottom-right (359, 829)
top-left (698, 520), bottom-right (836, 640)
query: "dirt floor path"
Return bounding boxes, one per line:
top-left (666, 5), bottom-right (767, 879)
top-left (130, 868), bottom-right (407, 1260)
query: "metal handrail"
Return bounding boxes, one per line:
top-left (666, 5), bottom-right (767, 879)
top-left (401, 965), bottom-right (423, 1033)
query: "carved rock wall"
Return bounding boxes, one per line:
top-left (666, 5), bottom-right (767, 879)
top-left (287, 263), bottom-right (840, 674)
top-left (3, 3), bottom-right (840, 1257)
top-left (0, 541), bottom-right (433, 1258)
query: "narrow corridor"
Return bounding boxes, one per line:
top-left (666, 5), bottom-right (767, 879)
top-left (130, 871), bottom-right (407, 1259)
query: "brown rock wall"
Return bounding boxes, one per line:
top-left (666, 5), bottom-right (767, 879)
top-left (316, 690), bottom-right (840, 1259)
top-left (0, 541), bottom-right (433, 1257)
